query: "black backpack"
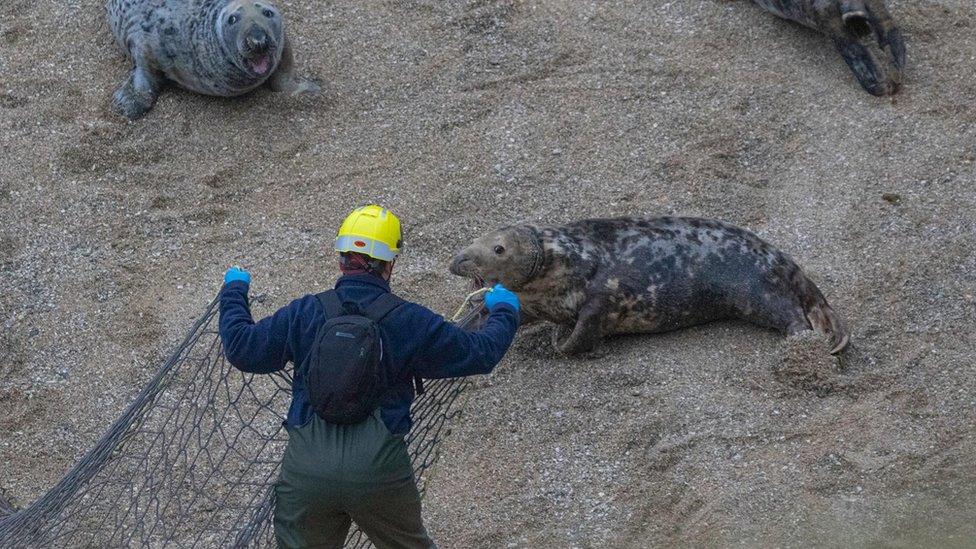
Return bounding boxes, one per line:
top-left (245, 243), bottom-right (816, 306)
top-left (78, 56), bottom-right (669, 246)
top-left (305, 290), bottom-right (423, 425)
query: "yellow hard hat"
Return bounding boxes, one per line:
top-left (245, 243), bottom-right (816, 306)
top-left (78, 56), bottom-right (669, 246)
top-left (335, 205), bottom-right (402, 262)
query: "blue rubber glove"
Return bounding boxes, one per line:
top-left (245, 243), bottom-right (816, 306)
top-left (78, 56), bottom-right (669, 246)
top-left (224, 266), bottom-right (251, 285)
top-left (484, 283), bottom-right (520, 313)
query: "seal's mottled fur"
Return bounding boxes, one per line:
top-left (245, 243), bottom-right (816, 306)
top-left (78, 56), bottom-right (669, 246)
top-left (451, 217), bottom-right (849, 356)
top-left (751, 0), bottom-right (905, 95)
top-left (107, 0), bottom-right (318, 119)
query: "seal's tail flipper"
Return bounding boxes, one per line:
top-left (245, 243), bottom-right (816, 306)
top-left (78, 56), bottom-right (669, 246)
top-left (798, 275), bottom-right (850, 354)
top-left (830, 0), bottom-right (906, 96)
top-left (806, 301), bottom-right (850, 354)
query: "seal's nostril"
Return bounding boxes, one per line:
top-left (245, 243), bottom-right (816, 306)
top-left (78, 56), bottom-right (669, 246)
top-left (245, 29), bottom-right (269, 52)
top-left (450, 255), bottom-right (469, 274)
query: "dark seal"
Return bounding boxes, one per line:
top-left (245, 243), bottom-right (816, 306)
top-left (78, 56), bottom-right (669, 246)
top-left (107, 0), bottom-right (319, 119)
top-left (751, 0), bottom-right (906, 96)
top-left (450, 216), bottom-right (850, 356)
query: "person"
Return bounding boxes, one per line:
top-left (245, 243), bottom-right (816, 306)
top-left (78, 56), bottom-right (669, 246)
top-left (218, 205), bottom-right (521, 549)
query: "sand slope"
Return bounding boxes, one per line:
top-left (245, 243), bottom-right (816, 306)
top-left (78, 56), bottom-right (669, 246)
top-left (1, 0), bottom-right (975, 546)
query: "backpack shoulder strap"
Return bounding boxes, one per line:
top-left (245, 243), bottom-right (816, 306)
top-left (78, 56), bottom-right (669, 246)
top-left (316, 290), bottom-right (345, 319)
top-left (361, 292), bottom-right (424, 395)
top-left (363, 293), bottom-right (405, 322)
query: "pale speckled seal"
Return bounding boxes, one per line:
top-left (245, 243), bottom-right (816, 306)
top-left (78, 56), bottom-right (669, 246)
top-left (450, 216), bottom-right (850, 356)
top-left (107, 0), bottom-right (319, 119)
top-left (751, 0), bottom-right (906, 95)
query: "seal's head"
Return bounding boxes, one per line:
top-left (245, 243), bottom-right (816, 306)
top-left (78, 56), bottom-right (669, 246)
top-left (217, 0), bottom-right (284, 77)
top-left (450, 226), bottom-right (545, 291)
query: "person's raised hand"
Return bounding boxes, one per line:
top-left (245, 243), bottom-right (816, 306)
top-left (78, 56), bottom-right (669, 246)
top-left (224, 266), bottom-right (251, 285)
top-left (484, 283), bottom-right (519, 312)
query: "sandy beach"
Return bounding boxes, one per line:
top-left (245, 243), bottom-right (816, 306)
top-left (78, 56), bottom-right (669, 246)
top-left (1, 0), bottom-right (975, 546)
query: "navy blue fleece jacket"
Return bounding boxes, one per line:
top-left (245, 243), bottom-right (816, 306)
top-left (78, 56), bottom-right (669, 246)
top-left (218, 273), bottom-right (519, 435)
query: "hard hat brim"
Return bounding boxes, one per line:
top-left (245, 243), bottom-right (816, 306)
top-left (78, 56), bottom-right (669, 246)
top-left (335, 235), bottom-right (399, 262)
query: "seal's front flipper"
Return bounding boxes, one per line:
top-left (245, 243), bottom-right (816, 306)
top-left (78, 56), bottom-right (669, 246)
top-left (112, 66), bottom-right (163, 120)
top-left (268, 38), bottom-right (321, 96)
top-left (552, 298), bottom-right (614, 356)
top-left (552, 322), bottom-right (606, 357)
top-left (830, 0), bottom-right (905, 95)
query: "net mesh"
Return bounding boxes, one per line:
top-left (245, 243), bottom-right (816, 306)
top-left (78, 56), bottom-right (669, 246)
top-left (0, 293), bottom-right (483, 548)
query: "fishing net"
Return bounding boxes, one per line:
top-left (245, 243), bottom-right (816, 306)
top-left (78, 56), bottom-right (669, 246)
top-left (0, 292), bottom-right (483, 548)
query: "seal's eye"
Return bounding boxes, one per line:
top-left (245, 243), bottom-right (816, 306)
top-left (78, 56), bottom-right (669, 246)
top-left (228, 14), bottom-right (239, 25)
top-left (493, 245), bottom-right (505, 255)
top-left (263, 8), bottom-right (275, 18)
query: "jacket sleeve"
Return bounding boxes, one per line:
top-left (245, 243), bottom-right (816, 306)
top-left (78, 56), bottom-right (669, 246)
top-left (409, 304), bottom-right (520, 379)
top-left (218, 281), bottom-right (298, 374)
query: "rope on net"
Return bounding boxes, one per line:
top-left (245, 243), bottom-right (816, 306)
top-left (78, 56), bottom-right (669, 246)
top-left (0, 290), bottom-right (486, 548)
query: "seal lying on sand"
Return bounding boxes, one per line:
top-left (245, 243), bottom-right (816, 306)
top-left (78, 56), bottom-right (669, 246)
top-left (752, 0), bottom-right (906, 96)
top-left (107, 0), bottom-right (319, 119)
top-left (450, 217), bottom-right (849, 356)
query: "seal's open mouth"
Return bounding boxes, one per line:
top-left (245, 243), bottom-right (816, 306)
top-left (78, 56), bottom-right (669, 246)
top-left (469, 274), bottom-right (486, 291)
top-left (247, 54), bottom-right (272, 76)
top-left (449, 257), bottom-right (488, 290)
top-left (240, 26), bottom-right (276, 77)
top-left (459, 270), bottom-right (486, 291)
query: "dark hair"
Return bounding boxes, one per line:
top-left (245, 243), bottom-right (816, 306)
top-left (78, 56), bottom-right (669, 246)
top-left (339, 252), bottom-right (389, 276)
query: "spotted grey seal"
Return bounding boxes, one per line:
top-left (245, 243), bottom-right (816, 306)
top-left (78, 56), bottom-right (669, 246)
top-left (450, 217), bottom-right (849, 356)
top-left (107, 0), bottom-right (319, 119)
top-left (752, 0), bottom-right (906, 95)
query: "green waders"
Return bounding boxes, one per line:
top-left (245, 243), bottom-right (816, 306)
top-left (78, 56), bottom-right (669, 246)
top-left (274, 411), bottom-right (436, 549)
